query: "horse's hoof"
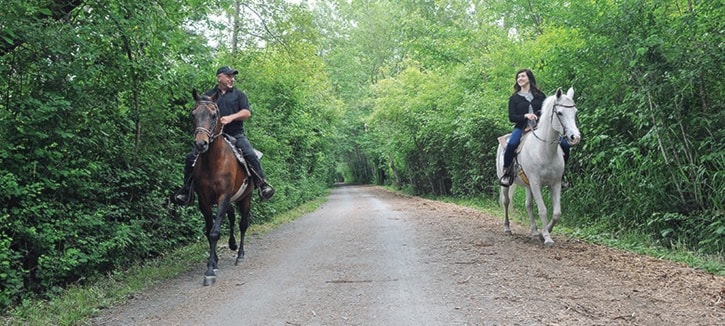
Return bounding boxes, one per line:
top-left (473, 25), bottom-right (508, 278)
top-left (504, 229), bottom-right (512, 236)
top-left (235, 256), bottom-right (245, 266)
top-left (203, 275), bottom-right (216, 286)
top-left (544, 240), bottom-right (555, 247)
top-left (229, 244), bottom-right (238, 251)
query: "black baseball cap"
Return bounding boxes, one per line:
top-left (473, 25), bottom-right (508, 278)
top-left (216, 66), bottom-right (239, 75)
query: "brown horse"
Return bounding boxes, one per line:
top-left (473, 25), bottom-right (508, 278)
top-left (191, 89), bottom-right (254, 286)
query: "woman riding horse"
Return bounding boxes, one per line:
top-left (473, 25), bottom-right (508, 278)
top-left (500, 69), bottom-right (571, 186)
top-left (496, 85), bottom-right (581, 246)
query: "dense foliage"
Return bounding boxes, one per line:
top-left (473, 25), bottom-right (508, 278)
top-left (1, 0), bottom-right (722, 312)
top-left (320, 0), bottom-right (723, 256)
top-left (0, 0), bottom-right (338, 309)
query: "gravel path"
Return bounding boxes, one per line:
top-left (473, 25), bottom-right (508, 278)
top-left (93, 185), bottom-right (725, 325)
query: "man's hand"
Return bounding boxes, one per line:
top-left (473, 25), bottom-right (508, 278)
top-left (220, 116), bottom-right (233, 125)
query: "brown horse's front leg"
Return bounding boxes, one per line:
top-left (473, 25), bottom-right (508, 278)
top-left (203, 197), bottom-right (231, 286)
top-left (197, 199), bottom-right (218, 286)
top-left (226, 207), bottom-right (237, 251)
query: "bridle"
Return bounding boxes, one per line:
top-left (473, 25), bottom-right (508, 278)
top-left (193, 100), bottom-right (222, 141)
top-left (530, 102), bottom-right (576, 145)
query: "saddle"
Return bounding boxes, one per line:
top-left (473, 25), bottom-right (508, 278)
top-left (497, 128), bottom-right (533, 153)
top-left (187, 134), bottom-right (263, 202)
top-left (497, 128), bottom-right (535, 186)
top-left (186, 134), bottom-right (252, 173)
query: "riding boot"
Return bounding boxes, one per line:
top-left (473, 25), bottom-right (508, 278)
top-left (246, 156), bottom-right (275, 201)
top-left (561, 171), bottom-right (569, 190)
top-left (500, 144), bottom-right (517, 187)
top-left (561, 157), bottom-right (570, 189)
top-left (172, 153), bottom-right (196, 205)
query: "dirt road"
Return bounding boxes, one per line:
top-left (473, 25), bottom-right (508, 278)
top-left (94, 185), bottom-right (724, 325)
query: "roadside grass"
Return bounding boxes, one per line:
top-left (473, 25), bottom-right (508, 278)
top-left (432, 194), bottom-right (725, 277)
top-left (0, 196), bottom-right (328, 326)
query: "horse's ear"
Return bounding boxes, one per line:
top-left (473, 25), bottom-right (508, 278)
top-left (566, 87), bottom-right (574, 99)
top-left (555, 87), bottom-right (564, 98)
top-left (209, 91), bottom-right (218, 102)
top-left (192, 89), bottom-right (200, 101)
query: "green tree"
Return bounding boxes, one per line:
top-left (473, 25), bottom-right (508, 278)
top-left (0, 0), bottom-right (215, 308)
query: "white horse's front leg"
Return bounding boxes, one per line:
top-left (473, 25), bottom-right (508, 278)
top-left (524, 189), bottom-right (538, 237)
top-left (529, 184), bottom-right (553, 246)
top-left (548, 183), bottom-right (562, 233)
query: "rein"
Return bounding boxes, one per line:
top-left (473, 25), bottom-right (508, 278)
top-left (530, 103), bottom-right (574, 145)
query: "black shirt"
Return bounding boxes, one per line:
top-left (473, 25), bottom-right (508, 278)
top-left (205, 86), bottom-right (250, 135)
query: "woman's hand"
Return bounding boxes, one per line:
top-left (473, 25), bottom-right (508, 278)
top-left (525, 113), bottom-right (538, 120)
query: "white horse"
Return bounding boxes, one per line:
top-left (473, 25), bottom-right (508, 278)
top-left (496, 87), bottom-right (581, 246)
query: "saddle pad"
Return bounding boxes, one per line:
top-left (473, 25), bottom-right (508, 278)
top-left (497, 131), bottom-right (532, 154)
top-left (497, 134), bottom-right (511, 147)
top-left (223, 137), bottom-right (247, 164)
top-left (222, 134), bottom-right (264, 160)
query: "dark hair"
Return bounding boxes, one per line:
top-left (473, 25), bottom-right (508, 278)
top-left (512, 68), bottom-right (544, 97)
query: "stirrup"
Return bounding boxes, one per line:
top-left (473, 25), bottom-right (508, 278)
top-left (170, 187), bottom-right (194, 206)
top-left (257, 182), bottom-right (275, 201)
top-left (499, 168), bottom-right (514, 187)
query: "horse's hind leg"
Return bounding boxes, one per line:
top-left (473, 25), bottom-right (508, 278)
top-left (227, 207), bottom-right (238, 251)
top-left (525, 189), bottom-right (539, 237)
top-left (234, 196), bottom-right (252, 266)
top-left (500, 186), bottom-right (511, 234)
top-left (501, 185), bottom-right (515, 235)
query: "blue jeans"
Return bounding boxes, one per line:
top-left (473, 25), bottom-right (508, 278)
top-left (503, 128), bottom-right (570, 168)
top-left (503, 128), bottom-right (524, 168)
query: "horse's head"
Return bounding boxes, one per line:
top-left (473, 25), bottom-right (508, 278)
top-left (552, 87), bottom-right (581, 146)
top-left (191, 89), bottom-right (221, 153)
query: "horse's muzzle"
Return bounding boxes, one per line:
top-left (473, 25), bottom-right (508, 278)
top-left (195, 140), bottom-right (209, 153)
top-left (568, 133), bottom-right (581, 145)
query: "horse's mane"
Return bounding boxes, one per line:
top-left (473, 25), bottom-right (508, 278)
top-left (540, 93), bottom-right (556, 121)
top-left (537, 89), bottom-right (577, 135)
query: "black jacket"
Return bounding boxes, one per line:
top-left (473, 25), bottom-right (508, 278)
top-left (508, 92), bottom-right (545, 129)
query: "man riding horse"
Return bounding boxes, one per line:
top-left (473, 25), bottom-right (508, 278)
top-left (173, 66), bottom-right (275, 204)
